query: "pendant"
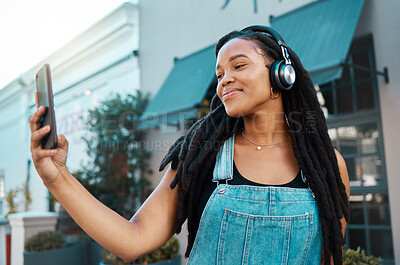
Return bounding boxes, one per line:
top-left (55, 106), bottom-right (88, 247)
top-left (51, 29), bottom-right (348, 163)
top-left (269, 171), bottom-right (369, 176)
top-left (257, 145), bottom-right (262, 150)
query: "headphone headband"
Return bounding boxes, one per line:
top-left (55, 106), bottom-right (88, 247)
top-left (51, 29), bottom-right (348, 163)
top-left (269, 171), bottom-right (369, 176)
top-left (240, 25), bottom-right (296, 91)
top-left (241, 25), bottom-right (288, 48)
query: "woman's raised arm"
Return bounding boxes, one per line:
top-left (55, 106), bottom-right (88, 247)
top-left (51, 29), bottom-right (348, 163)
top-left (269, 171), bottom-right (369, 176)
top-left (30, 103), bottom-right (179, 262)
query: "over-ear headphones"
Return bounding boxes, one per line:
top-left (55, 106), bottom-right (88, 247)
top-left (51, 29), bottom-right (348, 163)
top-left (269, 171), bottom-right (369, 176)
top-left (241, 25), bottom-right (296, 91)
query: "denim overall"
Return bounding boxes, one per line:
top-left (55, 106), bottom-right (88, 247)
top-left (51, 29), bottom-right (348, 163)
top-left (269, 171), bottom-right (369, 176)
top-left (187, 135), bottom-right (323, 265)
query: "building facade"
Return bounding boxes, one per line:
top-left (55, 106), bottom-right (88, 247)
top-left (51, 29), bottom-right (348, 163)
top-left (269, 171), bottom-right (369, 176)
top-left (0, 3), bottom-right (139, 213)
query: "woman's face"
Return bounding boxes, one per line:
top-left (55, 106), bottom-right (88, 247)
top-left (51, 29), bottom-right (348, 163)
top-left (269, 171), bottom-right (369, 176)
top-left (216, 38), bottom-right (274, 118)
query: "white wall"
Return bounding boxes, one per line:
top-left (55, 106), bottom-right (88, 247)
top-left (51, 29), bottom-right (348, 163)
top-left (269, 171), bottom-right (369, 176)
top-left (0, 83), bottom-right (30, 210)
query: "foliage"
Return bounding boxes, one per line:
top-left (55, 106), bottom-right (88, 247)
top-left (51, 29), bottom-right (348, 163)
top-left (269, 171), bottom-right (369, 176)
top-left (101, 248), bottom-right (131, 265)
top-left (5, 182), bottom-right (32, 217)
top-left (343, 246), bottom-right (382, 265)
top-left (5, 188), bottom-right (18, 217)
top-left (101, 236), bottom-right (179, 265)
top-left (24, 230), bottom-right (66, 252)
top-left (135, 236), bottom-right (179, 264)
top-left (73, 91), bottom-right (152, 219)
top-left (48, 193), bottom-right (58, 212)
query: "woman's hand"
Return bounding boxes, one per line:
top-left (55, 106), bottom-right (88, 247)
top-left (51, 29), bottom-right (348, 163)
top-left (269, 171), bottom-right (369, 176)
top-left (29, 98), bottom-right (69, 185)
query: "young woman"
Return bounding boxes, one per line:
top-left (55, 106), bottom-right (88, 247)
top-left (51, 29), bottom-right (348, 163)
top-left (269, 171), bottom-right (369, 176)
top-left (29, 26), bottom-right (350, 265)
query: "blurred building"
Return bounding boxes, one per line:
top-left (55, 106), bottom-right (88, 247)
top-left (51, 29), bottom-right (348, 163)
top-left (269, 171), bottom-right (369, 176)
top-left (0, 2), bottom-right (139, 213)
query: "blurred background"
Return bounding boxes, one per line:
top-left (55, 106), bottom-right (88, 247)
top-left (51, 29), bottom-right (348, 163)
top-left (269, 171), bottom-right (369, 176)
top-left (0, 0), bottom-right (399, 264)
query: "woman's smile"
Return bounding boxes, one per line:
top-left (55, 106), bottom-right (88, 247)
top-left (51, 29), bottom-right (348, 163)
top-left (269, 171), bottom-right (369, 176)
top-left (222, 88), bottom-right (243, 101)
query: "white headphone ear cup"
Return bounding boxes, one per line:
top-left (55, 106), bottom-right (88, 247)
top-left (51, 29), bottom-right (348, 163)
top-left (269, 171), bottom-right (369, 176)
top-left (279, 64), bottom-right (296, 90)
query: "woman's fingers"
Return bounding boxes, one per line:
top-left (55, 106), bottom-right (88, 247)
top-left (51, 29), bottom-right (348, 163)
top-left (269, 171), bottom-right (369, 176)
top-left (29, 106), bottom-right (46, 133)
top-left (57, 134), bottom-right (69, 150)
top-left (31, 124), bottom-right (51, 148)
top-left (31, 148), bottom-right (58, 160)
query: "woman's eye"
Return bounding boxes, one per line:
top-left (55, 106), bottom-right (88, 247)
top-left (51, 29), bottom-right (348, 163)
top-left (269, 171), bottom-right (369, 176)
top-left (216, 74), bottom-right (223, 79)
top-left (235, 64), bottom-right (245, 69)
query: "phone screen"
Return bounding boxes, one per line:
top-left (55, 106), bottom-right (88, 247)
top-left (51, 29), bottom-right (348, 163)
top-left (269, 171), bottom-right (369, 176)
top-left (36, 64), bottom-right (58, 149)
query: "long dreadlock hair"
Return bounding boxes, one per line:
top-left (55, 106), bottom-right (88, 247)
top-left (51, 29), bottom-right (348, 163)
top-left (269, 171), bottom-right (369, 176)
top-left (159, 29), bottom-right (350, 265)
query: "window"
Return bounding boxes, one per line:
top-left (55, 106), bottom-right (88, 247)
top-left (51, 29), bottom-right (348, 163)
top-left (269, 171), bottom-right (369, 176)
top-left (319, 34), bottom-right (394, 263)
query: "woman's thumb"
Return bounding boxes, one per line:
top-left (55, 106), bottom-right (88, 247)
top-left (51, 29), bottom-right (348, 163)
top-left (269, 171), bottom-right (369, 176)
top-left (57, 134), bottom-right (69, 150)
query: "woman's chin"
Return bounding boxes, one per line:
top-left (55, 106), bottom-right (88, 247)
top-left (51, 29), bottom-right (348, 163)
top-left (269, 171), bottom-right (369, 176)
top-left (224, 106), bottom-right (247, 118)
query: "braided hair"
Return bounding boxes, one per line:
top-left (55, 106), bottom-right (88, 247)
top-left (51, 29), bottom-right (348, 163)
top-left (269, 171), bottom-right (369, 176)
top-left (159, 29), bottom-right (350, 265)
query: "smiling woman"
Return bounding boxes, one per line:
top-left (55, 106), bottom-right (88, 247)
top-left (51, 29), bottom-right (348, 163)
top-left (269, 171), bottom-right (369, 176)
top-left (160, 26), bottom-right (350, 265)
top-left (29, 25), bottom-right (349, 265)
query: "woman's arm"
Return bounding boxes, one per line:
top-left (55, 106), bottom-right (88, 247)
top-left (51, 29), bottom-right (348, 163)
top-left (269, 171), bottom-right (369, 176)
top-left (48, 164), bottom-right (178, 262)
top-left (30, 103), bottom-right (180, 262)
top-left (320, 149), bottom-right (350, 265)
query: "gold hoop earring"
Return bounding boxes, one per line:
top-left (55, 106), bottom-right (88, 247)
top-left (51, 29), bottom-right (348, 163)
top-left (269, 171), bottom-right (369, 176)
top-left (270, 86), bottom-right (280, 99)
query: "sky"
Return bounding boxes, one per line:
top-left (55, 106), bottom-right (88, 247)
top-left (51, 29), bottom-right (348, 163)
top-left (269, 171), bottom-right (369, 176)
top-left (0, 0), bottom-right (130, 88)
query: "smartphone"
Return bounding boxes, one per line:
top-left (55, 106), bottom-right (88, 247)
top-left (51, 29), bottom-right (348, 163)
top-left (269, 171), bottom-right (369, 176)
top-left (36, 64), bottom-right (58, 149)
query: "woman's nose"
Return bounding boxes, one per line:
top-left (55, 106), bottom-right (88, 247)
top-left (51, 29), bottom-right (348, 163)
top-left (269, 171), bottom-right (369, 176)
top-left (221, 72), bottom-right (235, 87)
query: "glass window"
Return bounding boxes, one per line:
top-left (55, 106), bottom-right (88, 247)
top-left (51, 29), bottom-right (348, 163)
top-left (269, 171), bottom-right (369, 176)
top-left (349, 195), bottom-right (364, 224)
top-left (358, 122), bottom-right (379, 154)
top-left (367, 193), bottom-right (391, 226)
top-left (320, 83), bottom-right (334, 115)
top-left (356, 80), bottom-right (375, 111)
top-left (336, 64), bottom-right (351, 86)
top-left (348, 228), bottom-right (366, 251)
top-left (358, 155), bottom-right (383, 187)
top-left (337, 125), bottom-right (358, 155)
top-left (345, 157), bottom-right (359, 185)
top-left (336, 85), bottom-right (353, 114)
top-left (352, 50), bottom-right (371, 80)
top-left (336, 123), bottom-right (379, 156)
top-left (370, 229), bottom-right (394, 260)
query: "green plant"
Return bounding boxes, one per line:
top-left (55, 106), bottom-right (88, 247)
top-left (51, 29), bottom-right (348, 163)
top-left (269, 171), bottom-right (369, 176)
top-left (5, 182), bottom-right (32, 217)
top-left (73, 91), bottom-right (153, 219)
top-left (24, 230), bottom-right (66, 252)
top-left (136, 236), bottom-right (179, 264)
top-left (343, 246), bottom-right (382, 265)
top-left (101, 236), bottom-right (179, 265)
top-left (5, 188), bottom-right (18, 217)
top-left (101, 249), bottom-right (131, 265)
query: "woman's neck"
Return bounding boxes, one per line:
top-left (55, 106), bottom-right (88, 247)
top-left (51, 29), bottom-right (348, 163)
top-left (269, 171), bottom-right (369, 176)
top-left (242, 106), bottom-right (290, 145)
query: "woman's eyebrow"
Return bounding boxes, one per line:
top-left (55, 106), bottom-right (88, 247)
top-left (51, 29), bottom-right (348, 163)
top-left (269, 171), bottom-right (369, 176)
top-left (216, 54), bottom-right (250, 70)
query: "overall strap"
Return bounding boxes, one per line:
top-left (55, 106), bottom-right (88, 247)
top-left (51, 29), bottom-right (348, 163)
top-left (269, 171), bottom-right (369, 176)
top-left (212, 135), bottom-right (235, 183)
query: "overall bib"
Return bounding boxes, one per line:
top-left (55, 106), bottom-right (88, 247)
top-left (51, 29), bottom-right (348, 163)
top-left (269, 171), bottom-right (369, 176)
top-left (187, 135), bottom-right (323, 265)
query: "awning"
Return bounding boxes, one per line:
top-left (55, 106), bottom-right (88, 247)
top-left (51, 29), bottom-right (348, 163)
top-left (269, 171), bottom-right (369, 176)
top-left (271, 0), bottom-right (365, 85)
top-left (140, 44), bottom-right (216, 129)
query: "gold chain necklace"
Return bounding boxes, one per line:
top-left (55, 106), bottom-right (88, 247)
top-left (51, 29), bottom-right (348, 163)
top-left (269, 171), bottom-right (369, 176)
top-left (241, 130), bottom-right (291, 150)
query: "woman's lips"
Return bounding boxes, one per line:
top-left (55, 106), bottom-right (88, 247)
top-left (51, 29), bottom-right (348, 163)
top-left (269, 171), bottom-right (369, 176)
top-left (223, 90), bottom-right (243, 101)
